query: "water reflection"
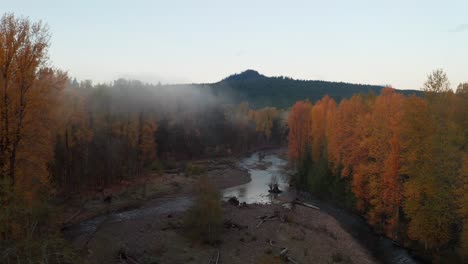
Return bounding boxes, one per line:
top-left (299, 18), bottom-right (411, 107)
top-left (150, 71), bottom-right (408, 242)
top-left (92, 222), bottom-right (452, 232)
top-left (222, 151), bottom-right (291, 204)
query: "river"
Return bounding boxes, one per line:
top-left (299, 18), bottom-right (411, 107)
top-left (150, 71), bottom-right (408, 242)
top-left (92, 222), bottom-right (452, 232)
top-left (65, 149), bottom-right (421, 264)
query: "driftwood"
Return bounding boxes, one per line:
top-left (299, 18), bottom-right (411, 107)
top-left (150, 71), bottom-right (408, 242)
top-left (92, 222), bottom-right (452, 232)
top-left (256, 214), bottom-right (279, 227)
top-left (286, 256), bottom-right (300, 264)
top-left (269, 239), bottom-right (279, 248)
top-left (208, 249), bottom-right (220, 264)
top-left (267, 240), bottom-right (300, 264)
top-left (256, 211), bottom-right (279, 219)
top-left (165, 168), bottom-right (182, 174)
top-left (161, 221), bottom-right (183, 231)
top-left (119, 249), bottom-right (141, 264)
top-left (62, 197), bottom-right (90, 227)
top-left (293, 199), bottom-right (320, 210)
top-left (62, 208), bottom-right (82, 227)
top-left (223, 219), bottom-right (247, 230)
top-left (103, 195), bottom-right (113, 204)
top-left (227, 196), bottom-right (240, 206)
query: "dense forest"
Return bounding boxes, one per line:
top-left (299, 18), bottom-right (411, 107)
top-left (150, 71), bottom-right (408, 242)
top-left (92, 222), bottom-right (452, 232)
top-left (0, 14), bottom-right (286, 261)
top-left (288, 75), bottom-right (467, 262)
top-left (52, 79), bottom-right (286, 193)
top-left (207, 69), bottom-right (422, 109)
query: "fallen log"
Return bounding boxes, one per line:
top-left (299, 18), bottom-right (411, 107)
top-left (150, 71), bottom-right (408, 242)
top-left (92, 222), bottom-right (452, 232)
top-left (257, 214), bottom-right (274, 220)
top-left (293, 200), bottom-right (320, 210)
top-left (161, 221), bottom-right (183, 231)
top-left (62, 208), bottom-right (82, 227)
top-left (215, 249), bottom-right (219, 264)
top-left (223, 219), bottom-right (247, 230)
top-left (256, 215), bottom-right (277, 227)
top-left (268, 240), bottom-right (300, 264)
top-left (165, 168), bottom-right (182, 174)
top-left (119, 250), bottom-right (141, 264)
top-left (286, 256), bottom-right (299, 264)
top-left (208, 249), bottom-right (220, 264)
top-left (257, 211), bottom-right (279, 219)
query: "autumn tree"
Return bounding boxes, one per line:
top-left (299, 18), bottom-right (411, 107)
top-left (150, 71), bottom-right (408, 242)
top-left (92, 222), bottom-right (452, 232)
top-left (1, 13), bottom-right (51, 188)
top-left (136, 112), bottom-right (157, 173)
top-left (458, 156), bottom-right (468, 260)
top-left (287, 71), bottom-right (466, 260)
top-left (400, 71), bottom-right (463, 252)
top-left (363, 88), bottom-right (404, 236)
top-left (310, 95), bottom-right (335, 162)
top-left (0, 13), bottom-right (73, 262)
top-left (0, 13), bottom-right (68, 203)
top-left (287, 100), bottom-right (312, 164)
top-left (252, 107), bottom-right (278, 139)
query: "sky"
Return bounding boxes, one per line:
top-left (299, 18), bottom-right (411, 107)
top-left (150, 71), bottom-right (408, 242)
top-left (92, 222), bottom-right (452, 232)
top-left (3, 0), bottom-right (468, 90)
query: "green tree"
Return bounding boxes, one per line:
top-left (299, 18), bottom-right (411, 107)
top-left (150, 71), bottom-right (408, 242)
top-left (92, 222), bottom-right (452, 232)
top-left (184, 176), bottom-right (223, 244)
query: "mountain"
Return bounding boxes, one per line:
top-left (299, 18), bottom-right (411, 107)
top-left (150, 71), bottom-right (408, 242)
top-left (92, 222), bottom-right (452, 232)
top-left (207, 70), bottom-right (422, 109)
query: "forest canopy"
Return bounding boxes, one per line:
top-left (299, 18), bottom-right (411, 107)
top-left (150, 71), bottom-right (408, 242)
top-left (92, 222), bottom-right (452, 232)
top-left (288, 72), bottom-right (467, 261)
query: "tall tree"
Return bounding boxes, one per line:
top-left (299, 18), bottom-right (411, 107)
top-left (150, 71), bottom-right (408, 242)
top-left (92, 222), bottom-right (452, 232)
top-left (287, 100), bottom-right (312, 164)
top-left (401, 71), bottom-right (463, 251)
top-left (0, 13), bottom-right (66, 198)
top-left (458, 156), bottom-right (468, 260)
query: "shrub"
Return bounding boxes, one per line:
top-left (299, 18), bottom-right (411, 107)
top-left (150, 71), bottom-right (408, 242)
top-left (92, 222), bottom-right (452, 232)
top-left (330, 252), bottom-right (352, 263)
top-left (185, 162), bottom-right (206, 176)
top-left (0, 184), bottom-right (77, 263)
top-left (150, 160), bottom-right (164, 174)
top-left (257, 254), bottom-right (281, 264)
top-left (184, 176), bottom-right (222, 244)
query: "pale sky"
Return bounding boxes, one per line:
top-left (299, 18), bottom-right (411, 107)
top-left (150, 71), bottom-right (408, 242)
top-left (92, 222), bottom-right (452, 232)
top-left (3, 0), bottom-right (468, 90)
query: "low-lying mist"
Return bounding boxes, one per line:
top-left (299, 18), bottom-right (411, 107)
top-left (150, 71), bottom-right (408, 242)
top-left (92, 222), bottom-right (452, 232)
top-left (55, 77), bottom-right (287, 192)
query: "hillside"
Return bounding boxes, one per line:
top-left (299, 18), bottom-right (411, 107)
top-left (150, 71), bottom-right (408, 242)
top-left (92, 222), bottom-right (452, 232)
top-left (207, 70), bottom-right (422, 109)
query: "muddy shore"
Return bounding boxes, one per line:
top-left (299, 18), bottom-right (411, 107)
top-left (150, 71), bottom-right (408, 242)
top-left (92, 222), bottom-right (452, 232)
top-left (61, 157), bottom-right (251, 227)
top-left (64, 149), bottom-right (377, 263)
top-left (82, 202), bottom-right (376, 264)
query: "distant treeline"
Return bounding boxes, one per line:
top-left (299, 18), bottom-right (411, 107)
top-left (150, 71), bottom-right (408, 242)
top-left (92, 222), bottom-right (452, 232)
top-left (288, 72), bottom-right (467, 263)
top-left (207, 69), bottom-right (422, 109)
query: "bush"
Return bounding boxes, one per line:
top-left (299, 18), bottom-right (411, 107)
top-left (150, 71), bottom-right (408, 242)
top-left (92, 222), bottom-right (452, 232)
top-left (150, 160), bottom-right (164, 174)
top-left (257, 254), bottom-right (281, 264)
top-left (184, 176), bottom-right (222, 244)
top-left (0, 183), bottom-right (77, 263)
top-left (330, 252), bottom-right (352, 263)
top-left (185, 162), bottom-right (205, 176)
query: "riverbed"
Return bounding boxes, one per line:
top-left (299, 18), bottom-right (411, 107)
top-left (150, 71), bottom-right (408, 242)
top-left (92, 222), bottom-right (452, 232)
top-left (223, 149), bottom-right (420, 264)
top-left (65, 149), bottom-right (421, 264)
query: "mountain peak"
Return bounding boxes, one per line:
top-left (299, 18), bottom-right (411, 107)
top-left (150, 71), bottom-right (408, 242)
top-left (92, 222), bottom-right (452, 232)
top-left (223, 69), bottom-right (266, 81)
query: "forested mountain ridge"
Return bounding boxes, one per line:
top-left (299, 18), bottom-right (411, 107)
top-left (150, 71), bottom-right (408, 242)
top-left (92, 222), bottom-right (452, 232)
top-left (207, 69), bottom-right (422, 109)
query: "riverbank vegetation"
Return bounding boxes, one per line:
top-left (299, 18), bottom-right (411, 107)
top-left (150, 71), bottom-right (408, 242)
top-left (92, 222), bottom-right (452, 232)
top-left (288, 71), bottom-right (467, 262)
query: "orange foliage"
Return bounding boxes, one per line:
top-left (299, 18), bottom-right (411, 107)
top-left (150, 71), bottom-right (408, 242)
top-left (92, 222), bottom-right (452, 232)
top-left (287, 100), bottom-right (312, 163)
top-left (0, 14), bottom-right (66, 203)
top-left (310, 95), bottom-right (336, 162)
top-left (289, 85), bottom-right (466, 251)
